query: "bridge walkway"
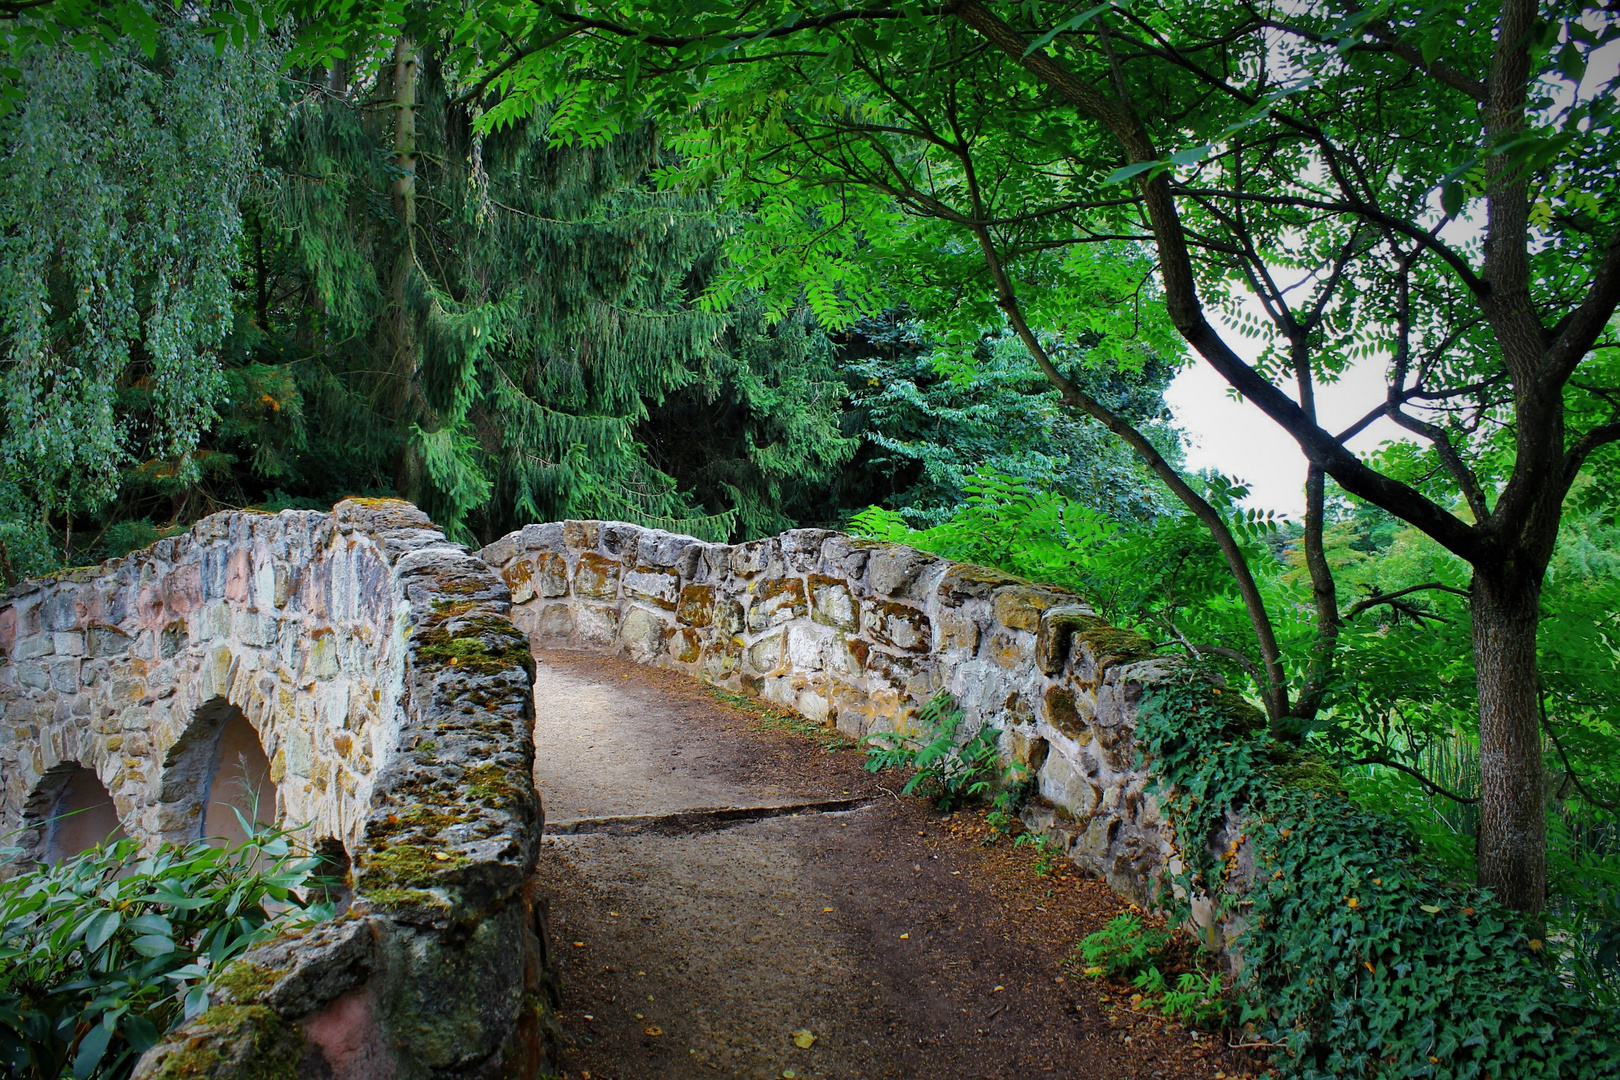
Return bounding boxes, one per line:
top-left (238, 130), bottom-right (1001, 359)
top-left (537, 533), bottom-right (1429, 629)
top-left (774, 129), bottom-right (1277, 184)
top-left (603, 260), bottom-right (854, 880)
top-left (530, 650), bottom-right (1257, 1080)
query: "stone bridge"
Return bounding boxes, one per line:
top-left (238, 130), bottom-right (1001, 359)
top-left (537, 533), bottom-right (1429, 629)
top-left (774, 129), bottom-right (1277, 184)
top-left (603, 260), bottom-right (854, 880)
top-left (0, 501), bottom-right (549, 1080)
top-left (0, 506), bottom-right (1225, 1079)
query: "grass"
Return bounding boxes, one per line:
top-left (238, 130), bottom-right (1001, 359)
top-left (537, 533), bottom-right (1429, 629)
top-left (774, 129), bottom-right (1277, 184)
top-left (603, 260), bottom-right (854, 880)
top-left (704, 684), bottom-right (857, 752)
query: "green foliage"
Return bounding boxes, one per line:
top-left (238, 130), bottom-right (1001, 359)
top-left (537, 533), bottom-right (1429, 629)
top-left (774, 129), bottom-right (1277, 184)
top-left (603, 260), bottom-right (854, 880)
top-left (862, 691), bottom-right (1021, 811)
top-left (850, 468), bottom-right (1279, 695)
top-left (1076, 913), bottom-right (1228, 1029)
top-left (0, 823), bottom-right (325, 1080)
top-left (1076, 913), bottom-right (1170, 980)
top-left (0, 8), bottom-right (282, 576)
top-left (245, 68), bottom-right (858, 546)
top-left (1133, 672), bottom-right (1620, 1079)
top-left (1157, 970), bottom-right (1227, 1031)
top-left (842, 318), bottom-right (1180, 527)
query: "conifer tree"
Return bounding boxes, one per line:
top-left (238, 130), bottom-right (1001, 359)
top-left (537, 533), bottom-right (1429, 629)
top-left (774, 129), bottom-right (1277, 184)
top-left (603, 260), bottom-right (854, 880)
top-left (254, 46), bottom-right (854, 543)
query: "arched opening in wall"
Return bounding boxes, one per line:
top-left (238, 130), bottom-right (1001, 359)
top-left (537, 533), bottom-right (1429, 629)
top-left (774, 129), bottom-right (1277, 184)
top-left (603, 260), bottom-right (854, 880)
top-left (161, 697), bottom-right (279, 847)
top-left (203, 707), bottom-right (278, 845)
top-left (25, 763), bottom-right (128, 862)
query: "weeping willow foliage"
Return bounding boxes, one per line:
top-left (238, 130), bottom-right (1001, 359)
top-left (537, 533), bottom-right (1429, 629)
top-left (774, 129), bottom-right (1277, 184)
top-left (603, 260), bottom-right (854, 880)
top-left (0, 15), bottom-right (282, 575)
top-left (260, 50), bottom-right (853, 543)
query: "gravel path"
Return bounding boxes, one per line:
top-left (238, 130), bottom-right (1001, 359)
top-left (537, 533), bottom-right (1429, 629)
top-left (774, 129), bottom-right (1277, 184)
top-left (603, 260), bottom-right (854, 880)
top-left (530, 650), bottom-right (1262, 1080)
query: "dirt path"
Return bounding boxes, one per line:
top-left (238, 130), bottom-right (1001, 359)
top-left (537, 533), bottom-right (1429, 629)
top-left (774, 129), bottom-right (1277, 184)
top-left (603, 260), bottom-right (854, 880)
top-left (531, 651), bottom-right (1262, 1080)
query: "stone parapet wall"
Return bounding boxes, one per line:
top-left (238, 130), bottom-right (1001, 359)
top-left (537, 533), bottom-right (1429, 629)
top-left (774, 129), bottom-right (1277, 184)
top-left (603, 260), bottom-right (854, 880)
top-left (0, 500), bottom-right (552, 1079)
top-left (481, 519), bottom-right (1184, 903)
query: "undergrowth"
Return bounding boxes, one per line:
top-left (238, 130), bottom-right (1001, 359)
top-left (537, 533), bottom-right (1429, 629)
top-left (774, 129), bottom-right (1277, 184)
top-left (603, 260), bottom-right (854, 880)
top-left (861, 691), bottom-right (1025, 812)
top-left (1136, 670), bottom-right (1620, 1080)
top-left (0, 816), bottom-right (327, 1080)
top-left (1073, 913), bottom-right (1229, 1031)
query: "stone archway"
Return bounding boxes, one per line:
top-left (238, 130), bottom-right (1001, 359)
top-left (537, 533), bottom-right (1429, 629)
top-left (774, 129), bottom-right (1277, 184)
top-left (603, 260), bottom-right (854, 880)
top-left (22, 762), bottom-right (128, 862)
top-left (1, 499), bottom-right (552, 1080)
top-left (158, 696), bottom-right (279, 847)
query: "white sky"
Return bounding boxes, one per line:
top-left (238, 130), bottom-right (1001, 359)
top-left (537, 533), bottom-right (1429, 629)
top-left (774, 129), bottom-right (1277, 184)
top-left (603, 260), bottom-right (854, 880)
top-left (1164, 318), bottom-right (1406, 518)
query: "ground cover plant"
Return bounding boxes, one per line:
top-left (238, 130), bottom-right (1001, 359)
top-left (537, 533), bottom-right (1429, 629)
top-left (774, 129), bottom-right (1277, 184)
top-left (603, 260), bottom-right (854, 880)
top-left (0, 820), bottom-right (326, 1080)
top-left (1133, 671), bottom-right (1620, 1079)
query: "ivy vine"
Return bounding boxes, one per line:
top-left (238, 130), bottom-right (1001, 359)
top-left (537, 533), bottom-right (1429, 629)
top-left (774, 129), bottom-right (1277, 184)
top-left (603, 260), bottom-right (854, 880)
top-left (1134, 670), bottom-right (1620, 1080)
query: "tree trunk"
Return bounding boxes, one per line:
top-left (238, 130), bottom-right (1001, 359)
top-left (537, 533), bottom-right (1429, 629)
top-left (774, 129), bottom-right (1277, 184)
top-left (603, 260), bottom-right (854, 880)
top-left (1471, 565), bottom-right (1546, 913)
top-left (387, 36), bottom-right (425, 504)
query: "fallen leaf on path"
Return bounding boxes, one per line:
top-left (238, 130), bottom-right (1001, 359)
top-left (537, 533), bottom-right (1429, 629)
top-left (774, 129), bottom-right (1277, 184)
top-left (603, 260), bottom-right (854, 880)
top-left (644, 1026), bottom-right (663, 1036)
top-left (792, 1029), bottom-right (815, 1049)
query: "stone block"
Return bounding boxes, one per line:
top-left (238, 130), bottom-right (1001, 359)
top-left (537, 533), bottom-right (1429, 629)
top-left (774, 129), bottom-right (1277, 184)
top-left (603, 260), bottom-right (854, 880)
top-left (14, 660), bottom-right (49, 693)
top-left (825, 635), bottom-right (862, 676)
top-left (817, 534), bottom-right (872, 582)
top-left (748, 577), bottom-right (807, 631)
top-left (936, 611), bottom-right (979, 653)
top-left (518, 521), bottom-right (565, 552)
top-left (727, 538), bottom-right (779, 578)
top-left (534, 603), bottom-right (573, 641)
top-left (713, 597), bottom-right (745, 636)
top-left (991, 586), bottom-right (1071, 632)
top-left (573, 552), bottom-right (621, 600)
top-left (534, 552), bottom-right (570, 597)
top-left (501, 558), bottom-right (536, 604)
top-left (700, 638), bottom-right (741, 679)
top-left (1035, 605), bottom-right (1103, 674)
top-left (52, 631), bottom-right (85, 657)
top-left (47, 658), bottom-right (80, 694)
top-left (937, 563), bottom-right (1020, 603)
top-left (677, 584), bottom-right (716, 627)
top-left (623, 567), bottom-right (680, 609)
top-left (796, 687), bottom-right (831, 725)
top-left (808, 575), bottom-right (858, 631)
top-left (780, 529), bottom-right (834, 573)
top-left (1006, 730), bottom-right (1049, 774)
top-left (785, 624), bottom-right (828, 670)
top-left (861, 600), bottom-right (931, 652)
top-left (599, 522), bottom-right (642, 560)
top-left (1038, 753), bottom-right (1100, 818)
top-left (621, 607), bottom-right (673, 661)
top-left (983, 629), bottom-right (1025, 670)
top-left (42, 590), bottom-right (85, 632)
top-left (14, 634), bottom-right (54, 661)
top-left (745, 631), bottom-right (784, 675)
top-left (671, 627), bottom-right (703, 665)
top-left (635, 529), bottom-right (704, 570)
top-left (562, 520), bottom-right (601, 551)
top-left (866, 547), bottom-right (938, 600)
top-left (575, 603), bottom-right (622, 647)
top-left (1042, 684), bottom-right (1094, 739)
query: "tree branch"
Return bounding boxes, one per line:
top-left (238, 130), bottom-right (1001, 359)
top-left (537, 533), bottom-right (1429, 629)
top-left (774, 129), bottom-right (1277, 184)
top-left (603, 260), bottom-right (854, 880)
top-left (1342, 582), bottom-right (1470, 620)
top-left (953, 0), bottom-right (1483, 564)
top-left (1351, 757), bottom-right (1480, 804)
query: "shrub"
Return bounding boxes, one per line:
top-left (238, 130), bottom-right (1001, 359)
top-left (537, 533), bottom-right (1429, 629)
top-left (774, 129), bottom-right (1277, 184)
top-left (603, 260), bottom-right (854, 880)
top-left (0, 821), bottom-right (326, 1080)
